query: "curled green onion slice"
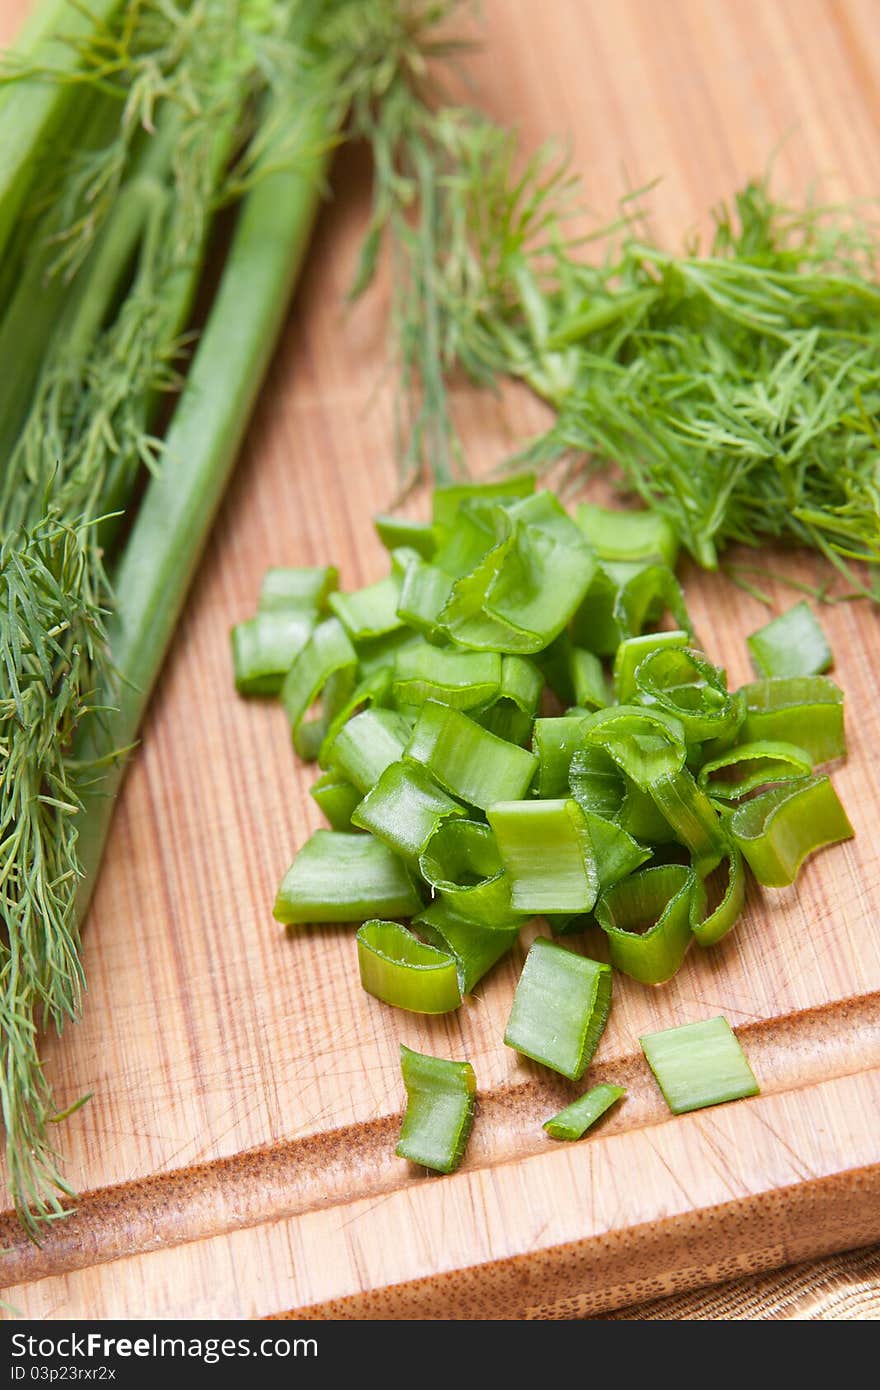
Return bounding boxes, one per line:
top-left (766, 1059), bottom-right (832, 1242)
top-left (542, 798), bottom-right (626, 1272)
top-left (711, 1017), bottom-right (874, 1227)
top-left (740, 676), bottom-right (845, 763)
top-left (568, 745), bottom-right (626, 819)
top-left (747, 601), bottom-right (832, 679)
top-left (327, 706), bottom-right (412, 793)
top-left (634, 646), bottom-right (739, 743)
top-left (392, 643), bottom-right (501, 711)
top-left (613, 629), bottom-right (689, 704)
top-left (574, 502), bottom-right (679, 569)
top-left (414, 900), bottom-right (519, 993)
top-left (476, 655), bottom-right (543, 745)
top-left (231, 611), bottom-right (313, 695)
top-left (309, 770), bottom-right (362, 831)
top-left (356, 920), bottom-right (461, 1014)
top-left (595, 864), bottom-right (695, 984)
top-left (697, 740), bottom-right (813, 803)
top-left (690, 847), bottom-right (746, 947)
top-left (273, 830), bottom-right (421, 925)
top-left (329, 573), bottom-right (403, 642)
top-left (418, 819), bottom-right (516, 927)
top-left (396, 1044), bottom-right (476, 1174)
top-left (613, 563), bottom-right (692, 643)
top-left (584, 811), bottom-right (652, 890)
top-left (395, 559), bottom-right (454, 640)
top-left (647, 767), bottom-right (728, 870)
top-left (431, 474), bottom-right (535, 528)
top-left (640, 1017), bottom-right (759, 1114)
top-left (569, 647), bottom-right (609, 710)
top-left (281, 617), bottom-right (358, 760)
top-left (488, 799), bottom-right (598, 914)
top-left (543, 1082), bottom-right (626, 1141)
top-left (582, 704), bottom-right (687, 790)
top-left (730, 774), bottom-right (854, 887)
top-left (504, 937), bottom-right (612, 1080)
top-left (406, 701), bottom-right (538, 810)
top-left (317, 667), bottom-right (393, 766)
top-left (352, 760), bottom-right (465, 864)
top-left (258, 564), bottom-right (338, 614)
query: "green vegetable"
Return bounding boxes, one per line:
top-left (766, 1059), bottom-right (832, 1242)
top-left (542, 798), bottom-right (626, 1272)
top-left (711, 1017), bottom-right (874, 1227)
top-left (747, 602), bottom-right (833, 679)
top-left (543, 1083), bottom-right (626, 1141)
top-left (309, 771), bottom-right (362, 832)
top-left (418, 820), bottom-right (517, 928)
top-left (414, 900), bottom-right (519, 994)
top-left (325, 708), bottom-right (412, 794)
top-left (697, 740), bottom-right (814, 803)
top-left (356, 921), bottom-right (461, 1014)
top-left (488, 799), bottom-right (598, 915)
top-left (396, 1045), bottom-right (476, 1174)
top-left (391, 643), bottom-right (500, 712)
top-left (405, 701), bottom-right (538, 809)
top-left (689, 849), bottom-right (746, 948)
top-left (739, 676), bottom-right (845, 763)
top-left (595, 865), bottom-right (696, 985)
top-left (258, 566), bottom-right (338, 614)
top-left (351, 760), bottom-right (465, 865)
top-left (231, 613), bottom-right (313, 695)
top-left (274, 831), bottom-right (421, 926)
top-left (640, 1017), bottom-right (759, 1114)
top-left (730, 775), bottom-right (854, 887)
top-left (504, 937), bottom-right (612, 1080)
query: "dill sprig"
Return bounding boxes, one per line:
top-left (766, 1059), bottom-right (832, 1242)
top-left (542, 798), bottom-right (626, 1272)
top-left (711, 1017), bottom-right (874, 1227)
top-left (354, 91), bottom-right (880, 586)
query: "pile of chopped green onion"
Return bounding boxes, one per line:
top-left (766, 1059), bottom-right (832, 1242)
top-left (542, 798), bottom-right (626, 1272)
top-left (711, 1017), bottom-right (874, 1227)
top-left (233, 478), bottom-right (853, 1172)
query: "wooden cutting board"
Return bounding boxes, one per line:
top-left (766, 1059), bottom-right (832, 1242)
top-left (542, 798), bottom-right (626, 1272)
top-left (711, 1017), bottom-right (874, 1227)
top-left (2, 0), bottom-right (880, 1320)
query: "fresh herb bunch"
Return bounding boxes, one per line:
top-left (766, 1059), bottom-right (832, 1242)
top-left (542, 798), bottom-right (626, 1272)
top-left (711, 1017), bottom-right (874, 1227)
top-left (358, 105), bottom-right (880, 589)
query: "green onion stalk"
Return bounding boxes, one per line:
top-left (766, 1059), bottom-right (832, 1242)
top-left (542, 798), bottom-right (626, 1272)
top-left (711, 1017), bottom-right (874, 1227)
top-left (0, 0), bottom-right (477, 1237)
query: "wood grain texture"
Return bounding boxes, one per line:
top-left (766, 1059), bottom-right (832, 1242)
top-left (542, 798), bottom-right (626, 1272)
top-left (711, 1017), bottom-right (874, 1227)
top-left (2, 0), bottom-right (880, 1319)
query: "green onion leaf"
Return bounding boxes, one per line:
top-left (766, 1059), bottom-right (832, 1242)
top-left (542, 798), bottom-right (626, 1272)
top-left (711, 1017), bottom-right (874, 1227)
top-left (595, 864), bottom-right (695, 984)
top-left (504, 937), bottom-right (612, 1080)
top-left (640, 1017), bottom-right (759, 1114)
top-left (730, 774), bottom-right (854, 886)
top-left (396, 1044), bottom-right (476, 1174)
top-left (543, 1082), bottom-right (626, 1141)
top-left (273, 831), bottom-right (421, 925)
top-left (488, 799), bottom-right (599, 914)
top-left (747, 601), bottom-right (833, 679)
top-left (356, 920), bottom-right (461, 1014)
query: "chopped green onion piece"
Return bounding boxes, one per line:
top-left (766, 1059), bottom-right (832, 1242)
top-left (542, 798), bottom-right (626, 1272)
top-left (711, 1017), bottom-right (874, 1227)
top-left (543, 1082), bottom-right (626, 1141)
top-left (740, 676), bottom-right (845, 763)
top-left (614, 563), bottom-right (692, 643)
top-left (568, 745), bottom-right (626, 819)
top-left (595, 864), bottom-right (695, 984)
top-left (747, 601), bottom-right (832, 679)
top-left (634, 646), bottom-right (739, 744)
top-left (231, 612), bottom-right (313, 695)
top-left (258, 565), bottom-right (338, 614)
top-left (274, 830), bottom-right (421, 925)
top-left (533, 716), bottom-right (589, 798)
top-left (617, 779), bottom-right (678, 843)
top-left (730, 774), bottom-right (854, 887)
top-left (396, 1044), bottom-right (476, 1174)
top-left (476, 655), bottom-right (543, 745)
top-left (697, 740), bottom-right (813, 803)
top-left (690, 848), bottom-right (746, 947)
top-left (406, 702), bottom-right (538, 810)
top-left (414, 900), bottom-right (519, 993)
top-left (374, 514), bottom-right (437, 559)
top-left (584, 811), bottom-right (651, 890)
top-left (418, 819), bottom-right (517, 927)
top-left (395, 558), bottom-right (452, 639)
top-left (574, 502), bottom-right (679, 569)
top-left (647, 768), bottom-right (728, 870)
top-left (640, 1017), bottom-right (759, 1114)
top-left (571, 564), bottom-right (625, 656)
top-left (439, 505), bottom-right (596, 654)
top-left (356, 920), bottom-right (461, 1014)
top-left (317, 667), bottom-right (393, 766)
top-left (504, 937), bottom-right (612, 1080)
top-left (352, 760), bottom-right (465, 864)
top-left (327, 707), bottom-right (412, 793)
top-left (488, 799), bottom-right (598, 914)
top-left (329, 574), bottom-right (403, 641)
top-left (569, 647), bottom-right (609, 710)
top-left (613, 629), bottom-right (689, 703)
top-left (431, 474), bottom-right (535, 527)
top-left (392, 643), bottom-right (501, 711)
top-left (309, 770), bottom-right (362, 831)
top-left (280, 617), bottom-right (358, 760)
top-left (582, 704), bottom-right (687, 789)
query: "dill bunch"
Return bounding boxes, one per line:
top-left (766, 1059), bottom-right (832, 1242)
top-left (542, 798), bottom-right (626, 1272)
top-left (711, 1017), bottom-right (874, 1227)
top-left (355, 100), bottom-right (880, 588)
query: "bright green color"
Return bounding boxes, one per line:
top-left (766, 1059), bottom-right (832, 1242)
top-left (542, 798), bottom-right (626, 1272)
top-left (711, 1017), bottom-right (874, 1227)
top-left (406, 701), bottom-right (538, 809)
top-left (418, 820), bottom-right (516, 927)
top-left (231, 612), bottom-right (313, 695)
top-left (356, 921), bottom-right (461, 1014)
top-left (730, 774), bottom-right (854, 887)
top-left (613, 629), bottom-right (689, 703)
top-left (392, 643), bottom-right (500, 711)
top-left (504, 938), bottom-right (612, 1080)
top-left (309, 771), bottom-right (362, 832)
top-left (258, 566), bottom-right (338, 614)
top-left (396, 1045), bottom-right (476, 1174)
top-left (698, 739), bottom-right (813, 802)
top-left (690, 849), bottom-right (746, 947)
top-left (488, 800), bottom-right (598, 914)
top-left (739, 676), bottom-right (845, 763)
top-left (747, 602), bottom-right (833, 679)
top-left (326, 708), bottom-right (412, 794)
top-left (575, 504), bottom-right (679, 569)
top-left (414, 900), bottom-right (519, 994)
top-left (634, 646), bottom-right (740, 744)
top-left (640, 1017), bottom-right (759, 1114)
top-left (543, 1083), bottom-right (626, 1141)
top-left (351, 760), bottom-right (465, 864)
top-left (281, 618), bottom-right (358, 759)
top-left (595, 865), bottom-right (696, 984)
top-left (647, 768), bottom-right (728, 869)
top-left (273, 831), bottom-right (420, 926)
